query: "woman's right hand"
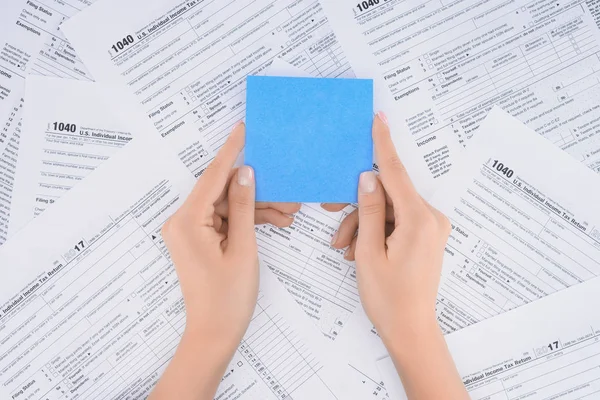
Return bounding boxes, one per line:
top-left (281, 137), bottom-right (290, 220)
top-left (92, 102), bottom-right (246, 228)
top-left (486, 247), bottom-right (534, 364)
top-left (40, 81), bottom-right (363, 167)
top-left (352, 113), bottom-right (450, 342)
top-left (347, 113), bottom-right (468, 399)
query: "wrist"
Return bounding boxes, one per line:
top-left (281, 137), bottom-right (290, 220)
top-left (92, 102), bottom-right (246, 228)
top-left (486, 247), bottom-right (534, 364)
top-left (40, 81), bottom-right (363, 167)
top-left (181, 325), bottom-right (238, 369)
top-left (378, 312), bottom-right (442, 361)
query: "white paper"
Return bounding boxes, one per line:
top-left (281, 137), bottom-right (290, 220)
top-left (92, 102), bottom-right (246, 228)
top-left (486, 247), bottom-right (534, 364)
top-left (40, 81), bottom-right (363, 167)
top-left (335, 107), bottom-right (600, 397)
top-left (262, 58), bottom-right (313, 78)
top-left (377, 274), bottom-right (600, 400)
top-left (0, 128), bottom-right (369, 399)
top-left (433, 107), bottom-right (600, 333)
top-left (322, 0), bottom-right (600, 186)
top-left (0, 0), bottom-right (94, 150)
top-left (9, 76), bottom-right (136, 237)
top-left (0, 0), bottom-right (97, 245)
top-left (62, 0), bottom-right (357, 176)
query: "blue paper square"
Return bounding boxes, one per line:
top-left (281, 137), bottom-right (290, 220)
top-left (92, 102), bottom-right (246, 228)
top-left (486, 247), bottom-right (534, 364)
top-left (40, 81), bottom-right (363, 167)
top-left (245, 75), bottom-right (373, 203)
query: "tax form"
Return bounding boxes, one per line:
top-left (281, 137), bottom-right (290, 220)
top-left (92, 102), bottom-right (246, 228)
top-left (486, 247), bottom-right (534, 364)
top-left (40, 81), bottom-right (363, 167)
top-left (0, 0), bottom-right (97, 245)
top-left (322, 0), bottom-right (600, 183)
top-left (0, 0), bottom-right (94, 151)
top-left (377, 275), bottom-right (600, 399)
top-left (433, 107), bottom-right (600, 333)
top-left (334, 107), bottom-right (600, 397)
top-left (62, 0), bottom-right (354, 178)
top-left (0, 131), bottom-right (367, 400)
top-left (9, 76), bottom-right (135, 238)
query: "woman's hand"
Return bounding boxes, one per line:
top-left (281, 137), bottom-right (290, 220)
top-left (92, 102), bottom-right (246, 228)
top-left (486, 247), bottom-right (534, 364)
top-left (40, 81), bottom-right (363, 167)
top-left (347, 113), bottom-right (467, 399)
top-left (162, 122), bottom-right (260, 351)
top-left (150, 123), bottom-right (297, 400)
top-left (353, 114), bottom-right (450, 341)
top-left (323, 198), bottom-right (394, 263)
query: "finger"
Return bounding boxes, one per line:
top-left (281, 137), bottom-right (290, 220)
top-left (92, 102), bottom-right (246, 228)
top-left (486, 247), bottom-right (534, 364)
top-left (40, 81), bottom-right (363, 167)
top-left (212, 214), bottom-right (223, 231)
top-left (344, 237), bottom-right (358, 261)
top-left (214, 200), bottom-right (229, 219)
top-left (332, 209), bottom-right (358, 249)
top-left (343, 222), bottom-right (394, 261)
top-left (216, 169), bottom-right (237, 205)
top-left (372, 113), bottom-right (420, 211)
top-left (333, 204), bottom-right (394, 249)
top-left (385, 205), bottom-right (395, 223)
top-left (257, 202), bottom-right (301, 214)
top-left (321, 203), bottom-right (348, 212)
top-left (189, 123), bottom-right (245, 207)
top-left (256, 209), bottom-right (295, 228)
top-left (226, 165), bottom-right (257, 255)
top-left (216, 200), bottom-right (300, 219)
top-left (423, 199), bottom-right (452, 237)
top-left (385, 221), bottom-right (395, 237)
top-left (356, 171), bottom-right (387, 260)
top-left (219, 220), bottom-right (229, 235)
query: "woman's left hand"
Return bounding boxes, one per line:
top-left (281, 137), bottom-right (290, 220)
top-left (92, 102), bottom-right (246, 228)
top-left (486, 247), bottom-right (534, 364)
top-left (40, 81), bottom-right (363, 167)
top-left (151, 123), bottom-right (297, 400)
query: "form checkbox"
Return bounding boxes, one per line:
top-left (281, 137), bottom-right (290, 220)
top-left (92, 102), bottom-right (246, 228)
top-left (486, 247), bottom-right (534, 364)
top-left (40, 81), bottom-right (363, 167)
top-left (529, 22), bottom-right (534, 27)
top-left (277, 26), bottom-right (282, 32)
top-left (286, 41), bottom-right (291, 46)
top-left (237, 361), bottom-right (243, 367)
top-left (132, 292), bottom-right (137, 297)
top-left (53, 372), bottom-right (58, 377)
top-left (476, 253), bottom-right (482, 258)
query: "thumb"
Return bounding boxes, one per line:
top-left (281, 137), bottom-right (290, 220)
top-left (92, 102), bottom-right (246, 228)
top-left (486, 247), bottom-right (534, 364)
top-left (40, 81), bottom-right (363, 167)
top-left (227, 165), bottom-right (257, 255)
top-left (356, 171), bottom-right (387, 260)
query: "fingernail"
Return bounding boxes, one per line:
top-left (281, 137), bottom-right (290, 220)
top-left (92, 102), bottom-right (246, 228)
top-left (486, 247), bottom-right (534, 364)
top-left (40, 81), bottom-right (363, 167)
top-left (377, 111), bottom-right (388, 126)
top-left (237, 166), bottom-right (254, 187)
top-left (233, 120), bottom-right (244, 130)
top-left (331, 231), bottom-right (339, 246)
top-left (359, 171), bottom-right (377, 194)
top-left (344, 247), bottom-right (351, 260)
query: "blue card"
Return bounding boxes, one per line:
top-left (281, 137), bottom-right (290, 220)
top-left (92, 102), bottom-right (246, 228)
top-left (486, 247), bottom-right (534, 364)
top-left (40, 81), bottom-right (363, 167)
top-left (245, 75), bottom-right (373, 203)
